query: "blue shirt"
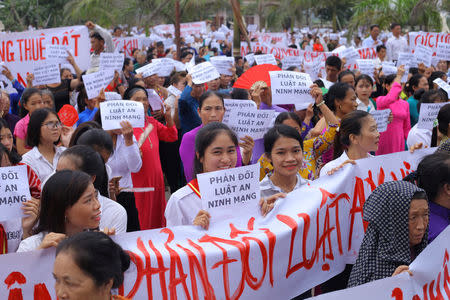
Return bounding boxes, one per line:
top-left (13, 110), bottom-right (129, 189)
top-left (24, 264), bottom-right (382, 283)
top-left (178, 85), bottom-right (201, 134)
top-left (407, 96), bottom-right (419, 127)
top-left (9, 80), bottom-right (25, 116)
top-left (76, 107), bottom-right (98, 127)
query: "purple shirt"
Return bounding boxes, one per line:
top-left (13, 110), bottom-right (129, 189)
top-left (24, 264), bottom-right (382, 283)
top-left (429, 201), bottom-right (450, 243)
top-left (179, 125), bottom-right (243, 182)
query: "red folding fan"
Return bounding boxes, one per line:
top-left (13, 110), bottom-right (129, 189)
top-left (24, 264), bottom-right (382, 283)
top-left (233, 64), bottom-right (281, 89)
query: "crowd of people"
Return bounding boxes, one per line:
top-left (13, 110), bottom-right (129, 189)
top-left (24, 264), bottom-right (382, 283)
top-left (0, 19), bottom-right (449, 299)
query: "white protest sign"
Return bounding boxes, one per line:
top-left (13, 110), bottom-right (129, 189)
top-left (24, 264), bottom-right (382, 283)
top-left (167, 85), bottom-right (182, 97)
top-left (269, 71), bottom-right (314, 109)
top-left (32, 63), bottom-right (61, 86)
top-left (369, 109), bottom-right (391, 132)
top-left (247, 24), bottom-right (257, 32)
top-left (414, 44), bottom-right (433, 67)
top-left (99, 53), bottom-right (124, 72)
top-left (381, 61), bottom-right (397, 76)
top-left (135, 63), bottom-right (158, 78)
top-left (82, 69), bottom-right (114, 100)
top-left (433, 78), bottom-right (450, 96)
top-left (209, 56), bottom-right (234, 76)
top-left (417, 102), bottom-right (448, 130)
top-left (44, 44), bottom-right (68, 62)
top-left (436, 42), bottom-right (450, 61)
top-left (100, 100), bottom-right (145, 130)
top-left (104, 91), bottom-right (122, 101)
top-left (172, 59), bottom-right (187, 72)
top-left (254, 54), bottom-right (277, 66)
top-left (146, 89), bottom-right (163, 111)
top-left (0, 165), bottom-right (30, 222)
top-left (303, 59), bottom-right (324, 81)
top-left (245, 53), bottom-right (255, 65)
top-left (189, 62), bottom-right (220, 84)
top-left (112, 37), bottom-right (142, 57)
top-left (222, 99), bottom-right (257, 123)
top-left (225, 109), bottom-right (275, 140)
top-left (282, 56), bottom-right (303, 70)
top-left (197, 164), bottom-right (260, 225)
top-left (152, 58), bottom-right (176, 77)
top-left (356, 59), bottom-right (375, 77)
top-left (339, 47), bottom-right (360, 64)
top-left (396, 52), bottom-right (415, 82)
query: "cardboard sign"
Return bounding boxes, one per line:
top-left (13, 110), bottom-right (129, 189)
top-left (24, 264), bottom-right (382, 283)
top-left (254, 54), bottom-right (277, 66)
top-left (209, 56), bottom-right (234, 76)
top-left (0, 165), bottom-right (30, 222)
top-left (269, 71), bottom-right (314, 109)
top-left (99, 53), bottom-right (124, 72)
top-left (414, 44), bottom-right (433, 67)
top-left (369, 109), bottom-right (391, 132)
top-left (100, 100), bottom-right (145, 130)
top-left (104, 92), bottom-right (122, 101)
top-left (44, 44), bottom-right (68, 62)
top-left (224, 108), bottom-right (275, 140)
top-left (189, 62), bottom-right (220, 84)
top-left (197, 164), bottom-right (260, 226)
top-left (32, 63), bottom-right (61, 86)
top-left (417, 102), bottom-right (448, 130)
top-left (82, 69), bottom-right (115, 100)
top-left (222, 99), bottom-right (257, 123)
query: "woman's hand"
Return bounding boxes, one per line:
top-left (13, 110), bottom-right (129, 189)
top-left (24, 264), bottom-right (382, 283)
top-left (239, 135), bottom-right (254, 165)
top-left (101, 227), bottom-right (116, 236)
top-left (1, 65), bottom-right (14, 81)
top-left (304, 103), bottom-right (314, 125)
top-left (108, 176), bottom-right (122, 200)
top-left (310, 84), bottom-right (323, 104)
top-left (38, 232), bottom-right (66, 249)
top-left (193, 210), bottom-right (210, 230)
top-left (21, 198), bottom-right (40, 239)
top-left (409, 142), bottom-right (426, 153)
top-left (26, 73), bottom-right (34, 88)
top-left (392, 265), bottom-right (412, 277)
top-left (326, 159), bottom-right (356, 176)
top-left (387, 111), bottom-right (393, 124)
top-left (250, 84), bottom-right (263, 109)
top-left (259, 193), bottom-right (286, 216)
top-left (164, 103), bottom-right (174, 127)
top-left (120, 121), bottom-right (134, 146)
top-left (60, 125), bottom-right (75, 148)
top-left (66, 51), bottom-right (76, 66)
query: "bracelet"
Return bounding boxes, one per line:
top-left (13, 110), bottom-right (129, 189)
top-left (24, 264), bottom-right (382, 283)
top-left (316, 101), bottom-right (325, 107)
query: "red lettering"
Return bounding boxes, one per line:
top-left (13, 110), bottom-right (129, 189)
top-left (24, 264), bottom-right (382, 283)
top-left (5, 272), bottom-right (26, 300)
top-left (39, 37), bottom-right (46, 61)
top-left (17, 39), bottom-right (24, 62)
top-left (428, 272), bottom-right (444, 300)
top-left (6, 41), bottom-right (14, 62)
top-left (71, 34), bottom-right (80, 56)
top-left (391, 287), bottom-right (404, 300)
top-left (349, 177), bottom-right (365, 250)
top-left (62, 35), bottom-right (69, 46)
top-left (52, 37), bottom-right (59, 45)
top-left (33, 283), bottom-right (52, 300)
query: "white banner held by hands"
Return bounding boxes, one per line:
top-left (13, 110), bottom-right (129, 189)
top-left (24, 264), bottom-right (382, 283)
top-left (370, 109), bottom-right (391, 132)
top-left (82, 69), bottom-right (115, 100)
top-left (0, 165), bottom-right (30, 222)
top-left (189, 62), bottom-right (220, 84)
top-left (100, 100), bottom-right (145, 130)
top-left (32, 64), bottom-right (61, 86)
top-left (270, 71), bottom-right (314, 109)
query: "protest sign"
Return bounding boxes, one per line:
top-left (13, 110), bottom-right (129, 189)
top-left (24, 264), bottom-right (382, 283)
top-left (356, 59), bottom-right (375, 77)
top-left (247, 24), bottom-right (258, 32)
top-left (99, 53), bottom-right (124, 72)
top-left (104, 92), bottom-right (122, 101)
top-left (433, 78), bottom-right (450, 95)
top-left (0, 165), bottom-right (30, 222)
top-left (197, 164), bottom-right (260, 225)
top-left (82, 69), bottom-right (115, 100)
top-left (356, 47), bottom-right (378, 60)
top-left (339, 47), bottom-right (360, 64)
top-left (224, 109), bottom-right (275, 140)
top-left (381, 61), bottom-right (397, 76)
top-left (0, 25), bottom-right (90, 86)
top-left (222, 99), bottom-right (257, 123)
top-left (244, 53), bottom-right (255, 65)
top-left (135, 63), bottom-right (158, 78)
top-left (100, 100), bottom-right (144, 130)
top-left (167, 85), bottom-right (182, 97)
top-left (312, 226), bottom-right (450, 300)
top-left (146, 89), bottom-right (164, 111)
top-left (303, 59), bottom-right (324, 81)
top-left (0, 149), bottom-right (434, 299)
top-left (413, 44), bottom-right (433, 67)
top-left (369, 109), bottom-right (391, 132)
top-left (396, 52), bottom-right (415, 82)
top-left (269, 71), bottom-right (314, 109)
top-left (209, 56), bottom-right (234, 76)
top-left (32, 63), bottom-right (61, 86)
top-left (112, 37), bottom-right (142, 57)
top-left (254, 54), bottom-right (277, 66)
top-left (282, 56), bottom-right (303, 70)
top-left (153, 21), bottom-right (206, 37)
top-left (44, 44), bottom-right (68, 62)
top-left (152, 58), bottom-right (176, 77)
top-left (417, 102), bottom-right (448, 130)
top-left (436, 42), bottom-right (450, 61)
top-left (189, 62), bottom-right (220, 84)
top-left (408, 31), bottom-right (450, 56)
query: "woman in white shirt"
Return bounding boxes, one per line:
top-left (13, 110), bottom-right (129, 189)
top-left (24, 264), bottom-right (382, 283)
top-left (21, 108), bottom-right (66, 183)
top-left (17, 170), bottom-right (105, 252)
top-left (56, 145), bottom-right (127, 234)
top-left (165, 122), bottom-right (238, 229)
top-left (320, 110), bottom-right (380, 176)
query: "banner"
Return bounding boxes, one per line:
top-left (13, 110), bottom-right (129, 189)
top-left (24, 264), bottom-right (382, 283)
top-left (409, 31), bottom-right (450, 55)
top-left (0, 149), bottom-right (434, 299)
top-left (0, 26), bottom-right (90, 86)
top-left (313, 226), bottom-right (450, 300)
top-left (113, 37), bottom-right (143, 58)
top-left (152, 21), bottom-right (207, 37)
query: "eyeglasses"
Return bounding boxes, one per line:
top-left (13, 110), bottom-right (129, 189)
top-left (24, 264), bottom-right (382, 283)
top-left (42, 121), bottom-right (62, 129)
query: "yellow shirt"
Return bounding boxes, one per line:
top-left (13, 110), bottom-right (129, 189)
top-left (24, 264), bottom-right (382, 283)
top-left (258, 124), bottom-right (337, 181)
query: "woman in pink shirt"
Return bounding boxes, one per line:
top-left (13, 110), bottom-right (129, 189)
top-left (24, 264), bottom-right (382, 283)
top-left (14, 88), bottom-right (44, 155)
top-left (376, 65), bottom-right (410, 155)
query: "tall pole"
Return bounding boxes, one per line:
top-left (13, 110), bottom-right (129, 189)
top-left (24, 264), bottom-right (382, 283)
top-left (175, 0), bottom-right (181, 60)
top-left (230, 0), bottom-right (252, 57)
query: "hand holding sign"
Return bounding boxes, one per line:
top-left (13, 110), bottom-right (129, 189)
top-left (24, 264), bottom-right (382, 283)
top-left (269, 71), bottom-right (314, 109)
top-left (189, 62), bottom-right (220, 84)
top-left (0, 165), bottom-right (31, 222)
top-left (100, 100), bottom-right (145, 130)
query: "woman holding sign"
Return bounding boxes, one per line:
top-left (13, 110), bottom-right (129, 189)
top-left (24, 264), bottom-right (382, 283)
top-left (166, 122), bottom-right (240, 229)
top-left (126, 86), bottom-right (178, 230)
top-left (179, 91), bottom-right (254, 182)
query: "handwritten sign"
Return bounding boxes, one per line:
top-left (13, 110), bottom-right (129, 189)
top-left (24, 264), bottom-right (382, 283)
top-left (189, 62), bottom-right (220, 84)
top-left (104, 92), bottom-right (122, 101)
top-left (254, 54), bottom-right (277, 66)
top-left (0, 165), bottom-right (30, 222)
top-left (396, 52), bottom-right (415, 82)
top-left (197, 164), bottom-right (260, 225)
top-left (32, 63), bottom-right (61, 86)
top-left (146, 89), bottom-right (163, 111)
top-left (100, 100), bottom-right (144, 130)
top-left (356, 59), bottom-right (375, 77)
top-left (224, 108), bottom-right (275, 140)
top-left (339, 47), bottom-right (360, 64)
top-left (99, 53), bottom-right (124, 72)
top-left (369, 109), bottom-right (391, 132)
top-left (210, 56), bottom-right (234, 76)
top-left (436, 42), bottom-right (450, 61)
top-left (135, 63), bottom-right (157, 78)
top-left (414, 44), bottom-right (433, 67)
top-left (222, 99), bottom-right (257, 123)
top-left (245, 53), bottom-right (255, 65)
top-left (433, 78), bottom-right (450, 96)
top-left (417, 102), bottom-right (448, 130)
top-left (45, 44), bottom-right (68, 62)
top-left (152, 58), bottom-right (176, 77)
top-left (282, 56), bottom-right (303, 70)
top-left (82, 69), bottom-right (115, 100)
top-left (270, 71), bottom-right (314, 109)
top-left (167, 85), bottom-right (182, 97)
